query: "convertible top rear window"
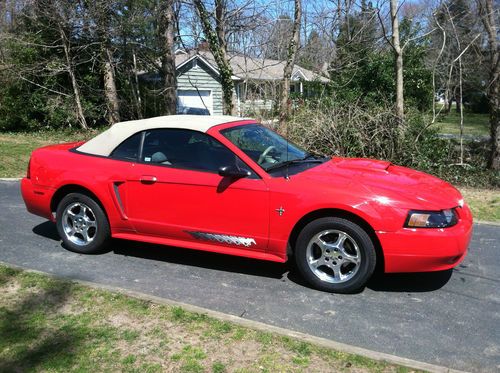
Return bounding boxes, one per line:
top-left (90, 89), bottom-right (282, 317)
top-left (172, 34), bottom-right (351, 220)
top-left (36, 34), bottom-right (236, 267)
top-left (109, 132), bottom-right (143, 161)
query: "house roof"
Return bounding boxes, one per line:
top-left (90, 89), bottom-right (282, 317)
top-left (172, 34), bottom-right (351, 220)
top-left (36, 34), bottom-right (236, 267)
top-left (175, 51), bottom-right (330, 83)
top-left (77, 115), bottom-right (247, 157)
top-left (176, 54), bottom-right (241, 80)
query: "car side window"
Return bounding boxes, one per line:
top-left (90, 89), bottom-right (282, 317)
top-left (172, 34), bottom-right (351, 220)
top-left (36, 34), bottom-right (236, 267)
top-left (141, 129), bottom-right (254, 175)
top-left (110, 132), bottom-right (143, 161)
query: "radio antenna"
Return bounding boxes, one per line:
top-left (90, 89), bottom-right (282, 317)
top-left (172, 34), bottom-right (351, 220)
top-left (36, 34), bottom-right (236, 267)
top-left (285, 116), bottom-right (290, 180)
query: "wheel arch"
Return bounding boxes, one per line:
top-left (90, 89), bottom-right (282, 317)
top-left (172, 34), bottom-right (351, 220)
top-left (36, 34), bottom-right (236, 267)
top-left (50, 184), bottom-right (109, 220)
top-left (287, 208), bottom-right (385, 274)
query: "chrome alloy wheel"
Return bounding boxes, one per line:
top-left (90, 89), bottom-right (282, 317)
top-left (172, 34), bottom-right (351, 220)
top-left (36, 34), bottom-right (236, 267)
top-left (61, 202), bottom-right (98, 246)
top-left (306, 229), bottom-right (361, 283)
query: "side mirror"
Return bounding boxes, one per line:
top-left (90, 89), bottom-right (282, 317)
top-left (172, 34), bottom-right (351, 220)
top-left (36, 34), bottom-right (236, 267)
top-left (218, 165), bottom-right (251, 179)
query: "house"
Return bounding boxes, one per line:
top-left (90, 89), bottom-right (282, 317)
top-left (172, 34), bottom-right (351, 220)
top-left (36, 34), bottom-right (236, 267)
top-left (142, 50), bottom-right (329, 116)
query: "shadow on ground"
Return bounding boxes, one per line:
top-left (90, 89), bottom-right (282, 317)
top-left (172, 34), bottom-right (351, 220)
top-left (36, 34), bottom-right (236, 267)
top-left (33, 221), bottom-right (453, 294)
top-left (0, 272), bottom-right (84, 372)
top-left (366, 270), bottom-right (453, 292)
top-left (113, 240), bottom-right (455, 293)
top-left (113, 239), bottom-right (289, 281)
top-left (32, 221), bottom-right (59, 241)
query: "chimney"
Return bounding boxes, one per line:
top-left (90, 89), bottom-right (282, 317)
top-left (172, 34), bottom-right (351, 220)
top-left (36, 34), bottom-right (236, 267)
top-left (198, 39), bottom-right (209, 51)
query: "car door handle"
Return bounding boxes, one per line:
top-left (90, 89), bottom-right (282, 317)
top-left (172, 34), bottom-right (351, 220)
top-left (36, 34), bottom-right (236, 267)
top-left (140, 175), bottom-right (157, 184)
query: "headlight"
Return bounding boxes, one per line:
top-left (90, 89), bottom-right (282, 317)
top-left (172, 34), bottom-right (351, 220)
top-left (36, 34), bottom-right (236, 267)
top-left (405, 209), bottom-right (458, 228)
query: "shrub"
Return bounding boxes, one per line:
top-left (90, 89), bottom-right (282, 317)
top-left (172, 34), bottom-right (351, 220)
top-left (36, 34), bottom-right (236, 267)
top-left (285, 100), bottom-right (441, 167)
top-left (282, 99), bottom-right (498, 188)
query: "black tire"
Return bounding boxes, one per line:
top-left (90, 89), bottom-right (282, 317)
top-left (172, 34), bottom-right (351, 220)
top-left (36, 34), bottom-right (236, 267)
top-left (56, 192), bottom-right (110, 254)
top-left (294, 217), bottom-right (376, 293)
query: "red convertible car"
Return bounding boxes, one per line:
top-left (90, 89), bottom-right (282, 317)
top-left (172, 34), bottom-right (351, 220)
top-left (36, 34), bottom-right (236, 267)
top-left (21, 116), bottom-right (473, 293)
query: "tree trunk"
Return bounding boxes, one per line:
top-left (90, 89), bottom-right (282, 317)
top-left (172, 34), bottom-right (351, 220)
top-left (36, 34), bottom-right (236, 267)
top-left (479, 0), bottom-right (499, 170)
top-left (93, 1), bottom-right (121, 124)
top-left (158, 0), bottom-right (177, 115)
top-left (455, 91), bottom-right (461, 114)
top-left (443, 88), bottom-right (453, 114)
top-left (390, 0), bottom-right (404, 124)
top-left (448, 96), bottom-right (454, 113)
top-left (457, 57), bottom-right (464, 164)
top-left (279, 0), bottom-right (301, 129)
top-left (58, 23), bottom-right (88, 130)
top-left (103, 47), bottom-right (120, 124)
top-left (489, 81), bottom-right (500, 169)
top-left (132, 50), bottom-right (143, 119)
top-left (194, 0), bottom-right (234, 115)
top-left (215, 0), bottom-right (227, 57)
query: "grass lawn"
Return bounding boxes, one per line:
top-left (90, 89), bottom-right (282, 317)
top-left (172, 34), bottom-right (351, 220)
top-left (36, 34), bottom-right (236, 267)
top-left (0, 130), bottom-right (98, 178)
top-left (460, 188), bottom-right (500, 222)
top-left (431, 105), bottom-right (490, 136)
top-left (0, 264), bottom-right (416, 373)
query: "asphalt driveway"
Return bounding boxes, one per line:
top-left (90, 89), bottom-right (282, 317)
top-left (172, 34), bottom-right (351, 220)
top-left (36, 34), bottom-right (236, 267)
top-left (1, 180), bottom-right (498, 372)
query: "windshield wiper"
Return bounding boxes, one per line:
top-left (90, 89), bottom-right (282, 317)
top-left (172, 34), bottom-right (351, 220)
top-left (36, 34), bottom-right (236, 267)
top-left (265, 154), bottom-right (324, 172)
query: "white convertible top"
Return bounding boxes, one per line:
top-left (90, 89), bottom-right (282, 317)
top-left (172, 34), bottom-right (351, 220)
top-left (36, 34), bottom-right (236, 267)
top-left (77, 115), bottom-right (247, 156)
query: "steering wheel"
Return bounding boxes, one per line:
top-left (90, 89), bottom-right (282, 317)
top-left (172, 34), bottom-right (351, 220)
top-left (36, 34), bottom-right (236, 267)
top-left (258, 146), bottom-right (276, 165)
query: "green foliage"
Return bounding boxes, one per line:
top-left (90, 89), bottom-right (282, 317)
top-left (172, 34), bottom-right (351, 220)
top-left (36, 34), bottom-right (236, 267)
top-left (464, 92), bottom-right (490, 114)
top-left (400, 18), bottom-right (434, 111)
top-left (171, 345), bottom-right (207, 373)
top-left (0, 5), bottom-right (104, 131)
top-left (329, 14), bottom-right (433, 112)
top-left (212, 361), bottom-right (226, 373)
top-left (329, 45), bottom-right (432, 111)
top-left (0, 0), bottom-right (167, 131)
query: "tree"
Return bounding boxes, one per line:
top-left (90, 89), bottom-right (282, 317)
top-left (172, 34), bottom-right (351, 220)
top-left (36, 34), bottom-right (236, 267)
top-left (399, 18), bottom-right (433, 111)
top-left (158, 0), bottom-right (177, 115)
top-left (279, 0), bottom-right (301, 128)
top-left (477, 0), bottom-right (499, 169)
top-left (330, 0), bottom-right (380, 101)
top-left (334, 0), bottom-right (379, 70)
top-left (265, 15), bottom-right (293, 60)
top-left (430, 0), bottom-right (478, 114)
top-left (51, 0), bottom-right (89, 129)
top-left (92, 0), bottom-right (121, 124)
top-left (389, 0), bottom-right (404, 123)
top-left (298, 29), bottom-right (331, 71)
top-left (193, 0), bottom-right (234, 115)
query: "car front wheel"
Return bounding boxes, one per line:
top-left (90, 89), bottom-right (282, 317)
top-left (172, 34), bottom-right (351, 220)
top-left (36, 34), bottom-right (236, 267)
top-left (295, 217), bottom-right (376, 293)
top-left (56, 193), bottom-right (110, 254)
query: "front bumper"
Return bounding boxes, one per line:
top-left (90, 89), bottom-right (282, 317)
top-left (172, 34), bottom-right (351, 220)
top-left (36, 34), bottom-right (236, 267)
top-left (377, 204), bottom-right (473, 273)
top-left (21, 177), bottom-right (55, 221)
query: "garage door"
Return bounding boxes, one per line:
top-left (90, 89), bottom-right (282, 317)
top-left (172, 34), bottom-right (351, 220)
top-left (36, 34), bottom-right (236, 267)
top-left (177, 90), bottom-right (213, 114)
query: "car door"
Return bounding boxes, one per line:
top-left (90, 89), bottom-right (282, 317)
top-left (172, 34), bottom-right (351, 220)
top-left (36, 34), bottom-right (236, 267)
top-left (123, 129), bottom-right (269, 252)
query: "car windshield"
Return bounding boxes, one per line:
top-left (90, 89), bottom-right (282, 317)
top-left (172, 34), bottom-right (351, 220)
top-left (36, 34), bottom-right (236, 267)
top-left (221, 124), bottom-right (314, 172)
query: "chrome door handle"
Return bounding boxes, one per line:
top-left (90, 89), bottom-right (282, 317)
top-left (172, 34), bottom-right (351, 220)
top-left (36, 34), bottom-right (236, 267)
top-left (140, 175), bottom-right (157, 184)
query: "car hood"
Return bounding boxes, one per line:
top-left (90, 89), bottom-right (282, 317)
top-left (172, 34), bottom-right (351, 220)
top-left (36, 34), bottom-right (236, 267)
top-left (296, 157), bottom-right (463, 210)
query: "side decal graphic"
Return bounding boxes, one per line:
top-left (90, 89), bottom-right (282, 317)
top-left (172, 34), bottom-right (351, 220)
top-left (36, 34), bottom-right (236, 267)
top-left (187, 231), bottom-right (256, 247)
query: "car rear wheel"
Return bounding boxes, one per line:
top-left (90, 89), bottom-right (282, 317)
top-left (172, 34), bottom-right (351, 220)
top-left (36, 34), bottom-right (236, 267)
top-left (295, 217), bottom-right (376, 293)
top-left (56, 193), bottom-right (110, 254)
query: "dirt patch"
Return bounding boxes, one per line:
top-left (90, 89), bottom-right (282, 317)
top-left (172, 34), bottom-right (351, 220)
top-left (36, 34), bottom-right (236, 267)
top-left (107, 312), bottom-right (137, 329)
top-left (1, 280), bottom-right (22, 296)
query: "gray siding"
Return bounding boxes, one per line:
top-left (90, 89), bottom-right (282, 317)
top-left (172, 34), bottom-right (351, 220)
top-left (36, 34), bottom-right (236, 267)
top-left (240, 100), bottom-right (274, 113)
top-left (177, 59), bottom-right (224, 115)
